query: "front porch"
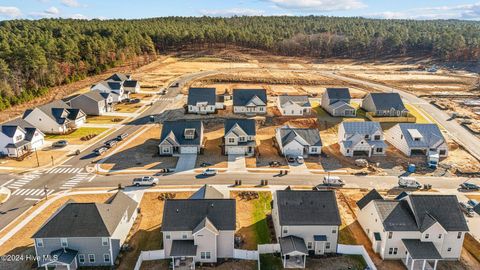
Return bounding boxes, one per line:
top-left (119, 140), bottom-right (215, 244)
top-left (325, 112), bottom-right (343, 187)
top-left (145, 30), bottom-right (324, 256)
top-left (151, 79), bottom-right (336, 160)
top-left (283, 254), bottom-right (306, 268)
top-left (170, 240), bottom-right (197, 270)
top-left (279, 236), bottom-right (308, 269)
top-left (41, 248), bottom-right (78, 270)
top-left (172, 256), bottom-right (195, 270)
top-left (402, 239), bottom-right (442, 270)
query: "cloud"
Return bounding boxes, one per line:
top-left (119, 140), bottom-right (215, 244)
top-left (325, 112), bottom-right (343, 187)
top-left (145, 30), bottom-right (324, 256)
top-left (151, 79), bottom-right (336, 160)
top-left (265, 0), bottom-right (366, 12)
top-left (61, 0), bottom-right (81, 8)
top-left (368, 2), bottom-right (480, 20)
top-left (29, 6), bottom-right (60, 18)
top-left (45, 6), bottom-right (60, 15)
top-left (0, 6), bottom-right (22, 18)
top-left (200, 8), bottom-right (265, 17)
top-left (69, 13), bottom-right (88, 19)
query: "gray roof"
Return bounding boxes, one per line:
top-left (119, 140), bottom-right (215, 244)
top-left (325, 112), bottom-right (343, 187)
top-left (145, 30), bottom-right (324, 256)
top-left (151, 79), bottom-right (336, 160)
top-left (23, 100), bottom-right (85, 125)
top-left (162, 199), bottom-right (236, 231)
top-left (233, 89), bottom-right (267, 106)
top-left (276, 190), bottom-right (341, 226)
top-left (474, 204), bottom-right (480, 215)
top-left (279, 236), bottom-right (308, 255)
top-left (160, 120), bottom-right (203, 147)
top-left (397, 123), bottom-right (446, 149)
top-left (189, 185), bottom-right (224, 200)
top-left (32, 192), bottom-right (138, 238)
top-left (278, 95), bottom-right (311, 108)
top-left (72, 91), bottom-right (109, 103)
top-left (402, 239), bottom-right (442, 260)
top-left (49, 248), bottom-right (78, 265)
top-left (341, 121), bottom-right (382, 136)
top-left (356, 189), bottom-right (383, 210)
top-left (95, 81), bottom-right (122, 91)
top-left (325, 88), bottom-right (351, 103)
top-left (170, 240), bottom-right (197, 257)
top-left (5, 140), bottom-right (30, 149)
top-left (366, 93), bottom-right (407, 111)
top-left (374, 200), bottom-right (418, 231)
top-left (277, 127), bottom-right (322, 148)
top-left (188, 88), bottom-right (216, 106)
top-left (192, 217), bottom-right (219, 234)
top-left (107, 73), bottom-right (131, 82)
top-left (123, 80), bottom-right (139, 88)
top-left (225, 119), bottom-right (256, 136)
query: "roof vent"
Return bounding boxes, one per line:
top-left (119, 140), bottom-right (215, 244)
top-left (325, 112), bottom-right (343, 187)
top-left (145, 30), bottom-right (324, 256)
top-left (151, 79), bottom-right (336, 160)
top-left (176, 209), bottom-right (179, 213)
top-left (210, 203), bottom-right (214, 208)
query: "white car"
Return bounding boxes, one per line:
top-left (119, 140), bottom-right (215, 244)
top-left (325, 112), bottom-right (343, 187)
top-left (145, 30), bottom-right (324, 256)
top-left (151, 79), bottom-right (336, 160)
top-left (398, 177), bottom-right (422, 189)
top-left (296, 156), bottom-right (304, 164)
top-left (132, 176), bottom-right (159, 186)
top-left (202, 169), bottom-right (217, 176)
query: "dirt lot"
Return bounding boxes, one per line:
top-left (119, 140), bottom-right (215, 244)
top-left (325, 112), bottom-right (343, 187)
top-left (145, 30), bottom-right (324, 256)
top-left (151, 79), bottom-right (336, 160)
top-left (196, 124), bottom-right (228, 168)
top-left (0, 149), bottom-right (66, 169)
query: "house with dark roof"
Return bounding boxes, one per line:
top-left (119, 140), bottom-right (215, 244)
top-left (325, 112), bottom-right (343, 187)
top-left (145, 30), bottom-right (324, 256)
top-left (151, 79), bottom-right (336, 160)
top-left (338, 122), bottom-right (386, 157)
top-left (0, 118), bottom-right (45, 157)
top-left (106, 73), bottom-right (140, 94)
top-left (162, 190), bottom-right (236, 267)
top-left (32, 192), bottom-right (139, 269)
top-left (158, 120), bottom-right (204, 156)
top-left (91, 80), bottom-right (128, 103)
top-left (23, 100), bottom-right (86, 134)
top-left (357, 190), bottom-right (469, 270)
top-left (277, 95), bottom-right (311, 116)
top-left (223, 119), bottom-right (256, 156)
top-left (275, 126), bottom-right (322, 157)
top-left (321, 88), bottom-right (356, 117)
top-left (272, 189), bottom-right (341, 268)
top-left (69, 91), bottom-right (114, 116)
top-left (232, 89), bottom-right (267, 115)
top-left (361, 93), bottom-right (409, 117)
top-left (189, 185), bottom-right (225, 199)
top-left (187, 88), bottom-right (218, 114)
top-left (386, 123), bottom-right (448, 159)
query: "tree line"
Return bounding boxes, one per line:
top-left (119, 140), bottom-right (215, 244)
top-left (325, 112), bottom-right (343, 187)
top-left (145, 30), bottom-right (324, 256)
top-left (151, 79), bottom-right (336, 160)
top-left (0, 16), bottom-right (479, 111)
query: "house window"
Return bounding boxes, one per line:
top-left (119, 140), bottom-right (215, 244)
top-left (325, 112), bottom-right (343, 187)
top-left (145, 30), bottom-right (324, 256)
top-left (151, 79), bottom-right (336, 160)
top-left (447, 248), bottom-right (452, 252)
top-left (259, 107), bottom-right (264, 111)
top-left (311, 147), bottom-right (318, 153)
top-left (165, 234), bottom-right (170, 240)
top-left (325, 242), bottom-right (331, 249)
top-left (364, 135), bottom-right (370, 139)
top-left (332, 229), bottom-right (337, 234)
top-left (283, 227), bottom-right (288, 234)
top-left (388, 232), bottom-right (393, 239)
top-left (228, 138), bottom-right (235, 143)
top-left (307, 242), bottom-right (313, 249)
top-left (206, 252), bottom-right (211, 259)
top-left (60, 238), bottom-right (68, 247)
top-left (162, 147), bottom-right (170, 153)
top-left (239, 136), bottom-right (246, 142)
top-left (376, 148), bottom-right (383, 153)
top-left (36, 239), bottom-right (43, 247)
top-left (457, 232), bottom-right (462, 239)
top-left (88, 254), bottom-right (95, 263)
top-left (347, 149), bottom-right (350, 154)
top-left (425, 234), bottom-right (430, 239)
top-left (182, 234), bottom-right (187, 239)
top-left (104, 254), bottom-right (110, 263)
top-left (439, 150), bottom-right (446, 155)
top-left (400, 135), bottom-right (404, 140)
top-left (78, 254), bottom-right (85, 263)
top-left (388, 248), bottom-right (393, 255)
top-left (374, 135), bottom-right (380, 140)
top-left (201, 252), bottom-right (211, 259)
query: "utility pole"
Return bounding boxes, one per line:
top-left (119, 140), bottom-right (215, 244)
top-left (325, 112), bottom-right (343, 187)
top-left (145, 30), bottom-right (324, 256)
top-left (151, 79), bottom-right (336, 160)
top-left (35, 148), bottom-right (40, 167)
top-left (44, 185), bottom-right (49, 200)
top-left (51, 156), bottom-right (54, 166)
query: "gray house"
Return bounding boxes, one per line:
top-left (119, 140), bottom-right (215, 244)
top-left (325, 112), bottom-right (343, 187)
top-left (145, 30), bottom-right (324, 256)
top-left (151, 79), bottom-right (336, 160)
top-left (272, 189), bottom-right (341, 268)
top-left (187, 88), bottom-right (217, 114)
top-left (162, 197), bottom-right (236, 268)
top-left (338, 122), bottom-right (387, 157)
top-left (321, 88), bottom-right (356, 117)
top-left (158, 120), bottom-right (204, 156)
top-left (275, 126), bottom-right (322, 157)
top-left (69, 91), bottom-right (113, 116)
top-left (224, 119), bottom-right (256, 156)
top-left (32, 192), bottom-right (139, 270)
top-left (361, 93), bottom-right (409, 117)
top-left (233, 89), bottom-right (267, 115)
top-left (277, 95), bottom-right (311, 116)
top-left (107, 73), bottom-right (140, 93)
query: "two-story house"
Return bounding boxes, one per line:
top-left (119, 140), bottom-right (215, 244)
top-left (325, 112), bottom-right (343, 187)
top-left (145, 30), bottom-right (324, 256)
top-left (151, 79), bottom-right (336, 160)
top-left (0, 118), bottom-right (45, 158)
top-left (23, 100), bottom-right (86, 134)
top-left (338, 122), bottom-right (386, 157)
top-left (91, 81), bottom-right (128, 103)
top-left (69, 91), bottom-right (113, 116)
top-left (187, 88), bottom-right (217, 114)
top-left (272, 189), bottom-right (341, 268)
top-left (321, 88), bottom-right (356, 117)
top-left (32, 192), bottom-right (139, 270)
top-left (275, 126), bottom-right (322, 157)
top-left (277, 95), bottom-right (311, 116)
top-left (361, 93), bottom-right (409, 117)
top-left (233, 89), bottom-right (267, 115)
top-left (106, 73), bottom-right (140, 94)
top-left (386, 123), bottom-right (448, 157)
top-left (158, 120), bottom-right (204, 156)
top-left (357, 190), bottom-right (469, 270)
top-left (162, 195), bottom-right (236, 269)
top-left (223, 119), bottom-right (256, 156)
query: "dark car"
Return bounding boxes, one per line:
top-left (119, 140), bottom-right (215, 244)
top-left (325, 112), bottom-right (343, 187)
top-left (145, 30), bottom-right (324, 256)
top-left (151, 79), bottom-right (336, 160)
top-left (286, 156), bottom-right (296, 163)
top-left (116, 133), bottom-right (129, 141)
top-left (459, 202), bottom-right (475, 217)
top-left (105, 140), bottom-right (117, 148)
top-left (269, 161), bottom-right (281, 167)
top-left (460, 182), bottom-right (480, 190)
top-left (200, 162), bottom-right (212, 167)
top-left (94, 147), bottom-right (108, 156)
top-left (52, 140), bottom-right (68, 148)
top-left (130, 98), bottom-right (141, 104)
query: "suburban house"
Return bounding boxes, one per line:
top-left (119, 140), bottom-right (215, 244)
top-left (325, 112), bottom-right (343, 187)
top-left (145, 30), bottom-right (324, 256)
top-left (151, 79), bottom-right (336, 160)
top-left (357, 190), bottom-right (469, 270)
top-left (187, 88), bottom-right (218, 114)
top-left (162, 196), bottom-right (236, 268)
top-left (386, 123), bottom-right (448, 158)
top-left (69, 91), bottom-right (114, 116)
top-left (223, 119), bottom-right (256, 156)
top-left (158, 120), bottom-right (204, 156)
top-left (32, 192), bottom-right (139, 270)
top-left (277, 95), bottom-right (311, 116)
top-left (361, 93), bottom-right (409, 117)
top-left (23, 100), bottom-right (86, 134)
top-left (0, 118), bottom-right (45, 158)
top-left (90, 81), bottom-right (128, 103)
top-left (107, 73), bottom-right (140, 94)
top-left (232, 89), bottom-right (267, 115)
top-left (272, 189), bottom-right (341, 268)
top-left (275, 126), bottom-right (322, 157)
top-left (338, 121), bottom-right (386, 157)
top-left (321, 88), bottom-right (356, 117)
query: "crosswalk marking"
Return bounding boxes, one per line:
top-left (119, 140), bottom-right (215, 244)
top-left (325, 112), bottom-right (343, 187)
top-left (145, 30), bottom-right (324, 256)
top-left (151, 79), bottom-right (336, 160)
top-left (11, 189), bottom-right (54, 197)
top-left (7, 171), bottom-right (42, 189)
top-left (45, 167), bottom-right (83, 174)
top-left (158, 98), bottom-right (174, 102)
top-left (60, 172), bottom-right (93, 189)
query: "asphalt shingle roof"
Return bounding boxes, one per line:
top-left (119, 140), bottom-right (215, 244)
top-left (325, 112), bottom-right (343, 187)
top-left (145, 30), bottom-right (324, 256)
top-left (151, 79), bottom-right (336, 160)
top-left (279, 236), bottom-right (308, 255)
top-left (189, 185), bottom-right (224, 199)
top-left (123, 80), bottom-right (139, 88)
top-left (278, 95), bottom-right (311, 108)
top-left (187, 88), bottom-right (216, 106)
top-left (225, 119), bottom-right (256, 136)
top-left (402, 239), bottom-right (442, 260)
top-left (366, 93), bottom-right (407, 111)
top-left (170, 240), bottom-right (197, 257)
top-left (397, 123), bottom-right (446, 149)
top-left (342, 121), bottom-right (382, 136)
top-left (160, 120), bottom-right (203, 146)
top-left (23, 100), bottom-right (84, 125)
top-left (356, 189), bottom-right (383, 210)
top-left (325, 88), bottom-right (351, 103)
top-left (277, 127), bottom-right (322, 148)
top-left (107, 73), bottom-right (130, 82)
top-left (233, 89), bottom-right (267, 106)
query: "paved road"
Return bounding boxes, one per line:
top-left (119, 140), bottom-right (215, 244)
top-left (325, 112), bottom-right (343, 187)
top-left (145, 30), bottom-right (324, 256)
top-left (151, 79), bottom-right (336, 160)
top-left (320, 71), bottom-right (480, 161)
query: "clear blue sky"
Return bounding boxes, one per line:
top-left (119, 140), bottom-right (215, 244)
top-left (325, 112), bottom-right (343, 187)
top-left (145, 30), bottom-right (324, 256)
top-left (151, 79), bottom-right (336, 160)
top-left (1, 0), bottom-right (480, 20)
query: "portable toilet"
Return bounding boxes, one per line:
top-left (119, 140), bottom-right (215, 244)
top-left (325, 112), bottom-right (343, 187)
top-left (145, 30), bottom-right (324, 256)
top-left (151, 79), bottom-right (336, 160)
top-left (407, 164), bottom-right (416, 173)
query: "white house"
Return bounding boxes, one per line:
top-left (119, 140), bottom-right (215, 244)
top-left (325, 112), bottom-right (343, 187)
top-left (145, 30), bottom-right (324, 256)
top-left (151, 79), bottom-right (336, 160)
top-left (107, 73), bottom-right (140, 94)
top-left (275, 126), bottom-right (322, 157)
top-left (158, 120), bottom-right (204, 156)
top-left (356, 190), bottom-right (469, 270)
top-left (272, 189), bottom-right (341, 268)
top-left (321, 88), bottom-right (356, 117)
top-left (386, 123), bottom-right (448, 157)
top-left (91, 81), bottom-right (128, 103)
top-left (187, 88), bottom-right (217, 114)
top-left (232, 89), bottom-right (267, 115)
top-left (277, 95), bottom-right (311, 116)
top-left (0, 118), bottom-right (45, 158)
top-left (223, 119), bottom-right (256, 156)
top-left (338, 122), bottom-right (386, 157)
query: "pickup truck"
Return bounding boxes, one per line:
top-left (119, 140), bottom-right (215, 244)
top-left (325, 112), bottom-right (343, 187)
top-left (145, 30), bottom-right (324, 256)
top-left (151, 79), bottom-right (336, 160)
top-left (132, 176), bottom-right (159, 186)
top-left (398, 177), bottom-right (422, 189)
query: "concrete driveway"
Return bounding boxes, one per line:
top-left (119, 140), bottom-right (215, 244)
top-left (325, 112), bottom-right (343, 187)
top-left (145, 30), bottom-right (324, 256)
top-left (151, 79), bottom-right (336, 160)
top-left (228, 154), bottom-right (247, 172)
top-left (175, 154), bottom-right (197, 173)
top-left (288, 161), bottom-right (310, 174)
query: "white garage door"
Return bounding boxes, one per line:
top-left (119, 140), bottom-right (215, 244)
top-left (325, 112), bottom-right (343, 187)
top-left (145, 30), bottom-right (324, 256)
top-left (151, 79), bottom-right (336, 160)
top-left (181, 146), bottom-right (198, 154)
top-left (284, 148), bottom-right (303, 157)
top-left (227, 147), bottom-right (245, 155)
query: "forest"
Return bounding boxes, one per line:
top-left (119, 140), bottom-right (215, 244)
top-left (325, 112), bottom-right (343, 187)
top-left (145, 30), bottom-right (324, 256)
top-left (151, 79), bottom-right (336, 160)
top-left (0, 16), bottom-right (479, 111)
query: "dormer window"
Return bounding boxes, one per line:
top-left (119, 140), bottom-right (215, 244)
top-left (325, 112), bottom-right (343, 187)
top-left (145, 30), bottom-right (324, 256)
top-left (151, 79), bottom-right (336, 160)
top-left (364, 135), bottom-right (370, 139)
top-left (184, 128), bottom-right (196, 140)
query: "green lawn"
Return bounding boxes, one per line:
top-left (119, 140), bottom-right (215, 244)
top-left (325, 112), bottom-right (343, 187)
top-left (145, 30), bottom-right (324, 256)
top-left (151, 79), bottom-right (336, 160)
top-left (45, 127), bottom-right (108, 140)
top-left (260, 254), bottom-right (283, 270)
top-left (312, 101), bottom-right (367, 123)
top-left (252, 192), bottom-right (273, 245)
top-left (86, 115), bottom-right (126, 124)
top-left (405, 104), bottom-right (431, 124)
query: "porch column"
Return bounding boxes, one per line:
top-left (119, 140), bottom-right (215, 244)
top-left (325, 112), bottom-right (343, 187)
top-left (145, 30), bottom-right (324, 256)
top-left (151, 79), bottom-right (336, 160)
top-left (44, 265), bottom-right (48, 270)
top-left (405, 252), bottom-right (409, 266)
top-left (303, 254), bottom-right (306, 268)
top-left (283, 255), bottom-right (286, 268)
top-left (422, 259), bottom-right (426, 270)
top-left (410, 259), bottom-right (415, 270)
top-left (433, 260), bottom-right (438, 270)
top-left (172, 258), bottom-right (175, 270)
top-left (193, 257), bottom-right (195, 270)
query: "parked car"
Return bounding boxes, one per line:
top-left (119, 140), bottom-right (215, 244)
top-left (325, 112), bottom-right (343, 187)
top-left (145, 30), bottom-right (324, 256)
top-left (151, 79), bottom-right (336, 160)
top-left (398, 177), bottom-right (422, 189)
top-left (122, 98), bottom-right (132, 103)
top-left (52, 140), bottom-right (68, 148)
top-left (200, 162), bottom-right (212, 167)
top-left (468, 199), bottom-right (479, 207)
top-left (296, 156), bottom-right (304, 164)
top-left (202, 169), bottom-right (217, 176)
top-left (94, 147), bottom-right (108, 156)
top-left (460, 182), bottom-right (480, 190)
top-left (129, 98), bottom-right (141, 104)
top-left (170, 82), bottom-right (179, 88)
top-left (132, 176), bottom-right (159, 186)
top-left (459, 202), bottom-right (475, 217)
top-left (287, 156), bottom-right (296, 163)
top-left (269, 161), bottom-right (281, 167)
top-left (159, 89), bottom-right (167, 95)
top-left (323, 176), bottom-right (345, 187)
top-left (116, 133), bottom-right (129, 141)
top-left (105, 140), bottom-right (117, 148)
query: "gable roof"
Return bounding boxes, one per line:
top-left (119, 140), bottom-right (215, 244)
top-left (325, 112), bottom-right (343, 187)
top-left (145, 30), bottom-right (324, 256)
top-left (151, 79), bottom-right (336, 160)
top-left (94, 81), bottom-right (122, 91)
top-left (1, 118), bottom-right (44, 141)
top-left (279, 236), bottom-right (308, 255)
top-left (356, 189), bottom-right (383, 210)
top-left (276, 190), bottom-right (341, 226)
top-left (325, 88), bottom-right (351, 102)
top-left (1, 124), bottom-right (25, 138)
top-left (72, 91), bottom-right (110, 103)
top-left (32, 192), bottom-right (138, 238)
top-left (233, 89), bottom-right (267, 106)
top-left (187, 88), bottom-right (216, 106)
top-left (396, 123), bottom-right (446, 149)
top-left (162, 199), bottom-right (236, 231)
top-left (160, 120), bottom-right (203, 146)
top-left (366, 93), bottom-right (407, 111)
top-left (23, 100), bottom-right (84, 125)
top-left (225, 119), bottom-right (256, 136)
top-left (341, 121), bottom-right (382, 136)
top-left (189, 185), bottom-right (224, 200)
top-left (193, 217), bottom-right (219, 235)
top-left (277, 127), bottom-right (322, 148)
top-left (278, 95), bottom-right (311, 108)
top-left (123, 80), bottom-right (139, 88)
top-left (107, 73), bottom-right (130, 82)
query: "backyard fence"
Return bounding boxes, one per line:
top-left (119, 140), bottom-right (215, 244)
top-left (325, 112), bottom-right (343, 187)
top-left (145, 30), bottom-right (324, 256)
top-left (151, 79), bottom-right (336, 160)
top-left (365, 112), bottom-right (416, 123)
top-left (133, 250), bottom-right (165, 270)
top-left (233, 249), bottom-right (259, 260)
top-left (337, 244), bottom-right (377, 270)
top-left (257, 243), bottom-right (281, 254)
